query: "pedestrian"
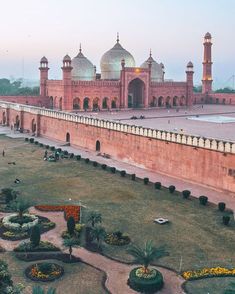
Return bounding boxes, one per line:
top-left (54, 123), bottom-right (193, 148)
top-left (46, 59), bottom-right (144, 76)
top-left (2, 150), bottom-right (5, 157)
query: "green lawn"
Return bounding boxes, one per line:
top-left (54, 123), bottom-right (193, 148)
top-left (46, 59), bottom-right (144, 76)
top-left (0, 135), bottom-right (235, 293)
top-left (2, 252), bottom-right (107, 294)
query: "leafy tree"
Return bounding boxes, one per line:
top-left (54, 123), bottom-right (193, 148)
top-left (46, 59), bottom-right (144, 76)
top-left (193, 85), bottom-right (202, 93)
top-left (1, 188), bottom-right (19, 204)
top-left (0, 78), bottom-right (39, 96)
top-left (127, 240), bottom-right (168, 274)
top-left (87, 211), bottom-right (102, 227)
top-left (32, 286), bottom-right (56, 294)
top-left (10, 199), bottom-right (31, 219)
top-left (63, 238), bottom-right (79, 260)
top-left (90, 226), bottom-right (106, 249)
top-left (30, 225), bottom-right (41, 247)
top-left (215, 87), bottom-right (235, 93)
top-left (67, 216), bottom-right (75, 235)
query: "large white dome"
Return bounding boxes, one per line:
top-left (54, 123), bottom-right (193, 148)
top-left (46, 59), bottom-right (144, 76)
top-left (100, 37), bottom-right (135, 80)
top-left (141, 53), bottom-right (164, 82)
top-left (71, 47), bottom-right (95, 81)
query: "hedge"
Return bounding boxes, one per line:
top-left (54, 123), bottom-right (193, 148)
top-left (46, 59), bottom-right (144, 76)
top-left (169, 185), bottom-right (176, 193)
top-left (154, 182), bottom-right (161, 190)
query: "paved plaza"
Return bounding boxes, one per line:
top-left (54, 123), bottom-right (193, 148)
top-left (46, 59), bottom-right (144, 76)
top-left (85, 105), bottom-right (235, 142)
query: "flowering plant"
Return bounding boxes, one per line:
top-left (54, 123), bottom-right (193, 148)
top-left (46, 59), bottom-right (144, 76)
top-left (35, 205), bottom-right (80, 222)
top-left (182, 267), bottom-right (235, 280)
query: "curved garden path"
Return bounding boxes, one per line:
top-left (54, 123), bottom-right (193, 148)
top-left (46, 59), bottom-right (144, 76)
top-left (0, 208), bottom-right (185, 294)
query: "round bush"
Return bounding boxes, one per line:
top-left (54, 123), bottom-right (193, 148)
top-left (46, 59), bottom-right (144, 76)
top-left (29, 138), bottom-right (34, 143)
top-left (93, 161), bottom-right (98, 167)
top-left (143, 178), bottom-right (149, 185)
top-left (25, 262), bottom-right (64, 282)
top-left (199, 195), bottom-right (208, 206)
top-left (182, 190), bottom-right (191, 199)
top-left (154, 182), bottom-right (161, 190)
top-left (85, 158), bottom-right (90, 164)
top-left (2, 214), bottom-right (39, 231)
top-left (34, 141), bottom-right (38, 145)
top-left (69, 153), bottom-right (74, 159)
top-left (169, 185), bottom-right (175, 194)
top-left (76, 155), bottom-right (81, 160)
top-left (50, 146), bottom-right (55, 151)
top-left (218, 202), bottom-right (226, 212)
top-left (56, 148), bottom-right (62, 153)
top-left (39, 143), bottom-right (44, 147)
top-left (120, 170), bottom-right (126, 177)
top-left (128, 267), bottom-right (164, 293)
top-left (131, 174), bottom-right (136, 181)
top-left (101, 164), bottom-right (107, 170)
top-left (45, 145), bottom-right (49, 149)
top-left (223, 215), bottom-right (230, 226)
top-left (63, 150), bottom-right (68, 155)
top-left (25, 138), bottom-right (29, 142)
top-left (110, 167), bottom-right (116, 173)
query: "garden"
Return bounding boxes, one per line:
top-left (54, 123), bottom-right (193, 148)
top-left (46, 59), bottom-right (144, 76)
top-left (0, 134), bottom-right (235, 293)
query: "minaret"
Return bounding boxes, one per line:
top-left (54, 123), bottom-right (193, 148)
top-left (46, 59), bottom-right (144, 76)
top-left (202, 32), bottom-right (213, 94)
top-left (186, 61), bottom-right (194, 107)
top-left (39, 56), bottom-right (49, 97)
top-left (62, 54), bottom-right (73, 111)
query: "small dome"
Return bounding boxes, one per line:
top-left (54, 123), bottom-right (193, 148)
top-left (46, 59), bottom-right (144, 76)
top-left (140, 53), bottom-right (164, 82)
top-left (71, 46), bottom-right (94, 81)
top-left (40, 56), bottom-right (48, 63)
top-left (187, 61), bottom-right (194, 67)
top-left (205, 32), bottom-right (212, 39)
top-left (100, 36), bottom-right (135, 80)
top-left (63, 54), bottom-right (71, 62)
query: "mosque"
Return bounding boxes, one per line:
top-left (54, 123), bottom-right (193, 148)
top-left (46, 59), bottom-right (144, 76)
top-left (39, 34), bottom-right (195, 112)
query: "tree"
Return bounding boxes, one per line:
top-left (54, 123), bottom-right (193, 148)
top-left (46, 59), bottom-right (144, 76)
top-left (32, 286), bottom-right (56, 294)
top-left (1, 188), bottom-right (19, 204)
top-left (63, 238), bottom-right (79, 260)
top-left (30, 225), bottom-right (41, 247)
top-left (67, 216), bottom-right (75, 235)
top-left (90, 226), bottom-right (106, 249)
top-left (87, 211), bottom-right (102, 227)
top-left (127, 240), bottom-right (168, 274)
top-left (10, 199), bottom-right (31, 219)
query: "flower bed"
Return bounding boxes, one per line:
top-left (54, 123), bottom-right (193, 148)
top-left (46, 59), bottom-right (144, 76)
top-left (182, 267), bottom-right (235, 280)
top-left (14, 241), bottom-right (60, 252)
top-left (25, 262), bottom-right (64, 282)
top-left (35, 205), bottom-right (80, 222)
top-left (2, 213), bottom-right (38, 231)
top-left (105, 232), bottom-right (131, 246)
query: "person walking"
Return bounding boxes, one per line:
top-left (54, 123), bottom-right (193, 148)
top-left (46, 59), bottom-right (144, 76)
top-left (2, 149), bottom-right (5, 157)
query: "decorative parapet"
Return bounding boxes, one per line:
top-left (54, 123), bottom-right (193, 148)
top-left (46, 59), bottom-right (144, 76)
top-left (0, 100), bottom-right (234, 154)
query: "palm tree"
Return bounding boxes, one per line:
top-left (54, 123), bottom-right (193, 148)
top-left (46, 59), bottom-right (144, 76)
top-left (127, 240), bottom-right (168, 274)
top-left (87, 211), bottom-right (102, 227)
top-left (90, 226), bottom-right (106, 249)
top-left (10, 199), bottom-right (31, 219)
top-left (63, 238), bottom-right (79, 260)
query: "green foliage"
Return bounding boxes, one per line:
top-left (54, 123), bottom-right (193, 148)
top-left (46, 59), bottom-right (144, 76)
top-left (224, 282), bottom-right (235, 294)
top-left (90, 226), bottom-right (106, 249)
top-left (85, 158), bottom-right (90, 163)
top-left (182, 190), bottom-right (191, 199)
top-left (120, 170), bottom-right (126, 177)
top-left (127, 240), bottom-right (168, 271)
top-left (87, 211), bottom-right (102, 227)
top-left (30, 225), bottom-right (41, 247)
top-left (215, 87), bottom-right (235, 93)
top-left (131, 174), bottom-right (136, 181)
top-left (10, 199), bottom-right (31, 218)
top-left (110, 167), bottom-right (116, 173)
top-left (223, 216), bottom-right (230, 226)
top-left (143, 177), bottom-right (149, 185)
top-left (169, 185), bottom-right (175, 193)
top-left (154, 182), bottom-right (161, 189)
top-left (1, 188), bottom-right (18, 203)
top-left (29, 138), bottom-right (34, 143)
top-left (14, 241), bottom-right (59, 252)
top-left (193, 85), bottom-right (202, 93)
top-left (63, 238), bottom-right (79, 259)
top-left (218, 202), bottom-right (226, 212)
top-left (0, 78), bottom-right (39, 96)
top-left (32, 286), bottom-right (56, 294)
top-left (67, 216), bottom-right (75, 235)
top-left (101, 164), bottom-right (107, 170)
top-left (199, 196), bottom-right (208, 206)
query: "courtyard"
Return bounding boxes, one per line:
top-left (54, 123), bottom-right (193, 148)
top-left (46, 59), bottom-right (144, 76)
top-left (0, 134), bottom-right (235, 293)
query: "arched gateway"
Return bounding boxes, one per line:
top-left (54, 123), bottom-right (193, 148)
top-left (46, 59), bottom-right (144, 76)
top-left (128, 78), bottom-right (145, 108)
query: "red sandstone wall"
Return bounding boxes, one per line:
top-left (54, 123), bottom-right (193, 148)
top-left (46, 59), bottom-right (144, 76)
top-left (0, 96), bottom-right (50, 107)
top-left (194, 92), bottom-right (235, 105)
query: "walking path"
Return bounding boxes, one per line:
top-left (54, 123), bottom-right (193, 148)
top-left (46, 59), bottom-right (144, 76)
top-left (1, 126), bottom-right (234, 212)
top-left (0, 208), bottom-right (185, 294)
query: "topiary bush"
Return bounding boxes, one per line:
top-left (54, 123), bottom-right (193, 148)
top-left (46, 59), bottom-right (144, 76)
top-left (30, 225), bottom-right (41, 247)
top-left (56, 148), bottom-right (62, 153)
top-left (39, 143), bottom-right (44, 147)
top-left (25, 137), bottom-right (29, 142)
top-left (120, 170), bottom-right (126, 177)
top-left (45, 145), bottom-right (49, 149)
top-left (131, 174), bottom-right (136, 181)
top-left (218, 202), bottom-right (226, 212)
top-left (169, 185), bottom-right (175, 194)
top-left (29, 138), bottom-right (34, 143)
top-left (128, 267), bottom-right (164, 293)
top-left (101, 164), bottom-right (107, 170)
top-left (85, 158), bottom-right (90, 164)
top-left (34, 141), bottom-right (39, 145)
top-left (93, 161), bottom-right (98, 167)
top-left (143, 178), bottom-right (149, 185)
top-left (69, 153), bottom-right (74, 159)
top-left (76, 155), bottom-right (81, 160)
top-left (110, 167), bottom-right (116, 173)
top-left (67, 216), bottom-right (75, 235)
top-left (63, 150), bottom-right (68, 155)
top-left (223, 215), bottom-right (230, 226)
top-left (50, 146), bottom-right (55, 151)
top-left (199, 195), bottom-right (208, 206)
top-left (182, 190), bottom-right (191, 199)
top-left (154, 182), bottom-right (161, 190)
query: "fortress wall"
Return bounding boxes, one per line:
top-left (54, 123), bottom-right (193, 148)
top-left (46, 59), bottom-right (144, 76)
top-left (0, 96), bottom-right (50, 107)
top-left (1, 101), bottom-right (235, 193)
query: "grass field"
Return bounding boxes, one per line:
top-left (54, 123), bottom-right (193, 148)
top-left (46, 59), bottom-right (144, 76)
top-left (0, 135), bottom-right (235, 292)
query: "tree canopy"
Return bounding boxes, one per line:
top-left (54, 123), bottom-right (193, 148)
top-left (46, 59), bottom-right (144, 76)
top-left (0, 78), bottom-right (39, 96)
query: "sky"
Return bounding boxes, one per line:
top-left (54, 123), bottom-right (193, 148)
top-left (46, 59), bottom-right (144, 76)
top-left (0, 0), bottom-right (234, 88)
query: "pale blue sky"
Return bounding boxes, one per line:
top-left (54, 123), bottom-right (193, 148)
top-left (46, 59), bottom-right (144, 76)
top-left (0, 0), bottom-right (234, 87)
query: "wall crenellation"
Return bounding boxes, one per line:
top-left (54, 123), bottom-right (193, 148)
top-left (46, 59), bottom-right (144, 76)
top-left (1, 100), bottom-right (235, 154)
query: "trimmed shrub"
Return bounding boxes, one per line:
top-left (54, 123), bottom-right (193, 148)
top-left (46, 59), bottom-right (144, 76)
top-left (85, 158), bottom-right (90, 164)
top-left (120, 170), bottom-right (126, 177)
top-left (182, 190), bottom-right (191, 199)
top-left (34, 141), bottom-right (38, 145)
top-left (143, 177), bottom-right (149, 185)
top-left (45, 145), bottom-right (49, 149)
top-left (154, 182), bottom-right (161, 190)
top-left (39, 143), bottom-right (44, 147)
top-left (199, 195), bottom-right (208, 206)
top-left (50, 146), bottom-right (55, 151)
top-left (131, 174), bottom-right (136, 181)
top-left (30, 225), bottom-right (41, 247)
top-left (169, 185), bottom-right (176, 194)
top-left (93, 161), bottom-right (98, 167)
top-left (63, 150), bottom-right (68, 155)
top-left (110, 167), bottom-right (116, 173)
top-left (67, 216), bottom-right (75, 235)
top-left (69, 153), bottom-right (74, 159)
top-left (29, 138), bottom-right (34, 143)
top-left (218, 202), bottom-right (226, 212)
top-left (76, 155), bottom-right (81, 160)
top-left (223, 216), bottom-right (230, 226)
top-left (56, 148), bottom-right (62, 153)
top-left (25, 137), bottom-right (29, 142)
top-left (101, 164), bottom-right (107, 170)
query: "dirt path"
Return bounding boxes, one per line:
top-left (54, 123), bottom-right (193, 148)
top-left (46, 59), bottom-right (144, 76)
top-left (0, 208), bottom-right (185, 294)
